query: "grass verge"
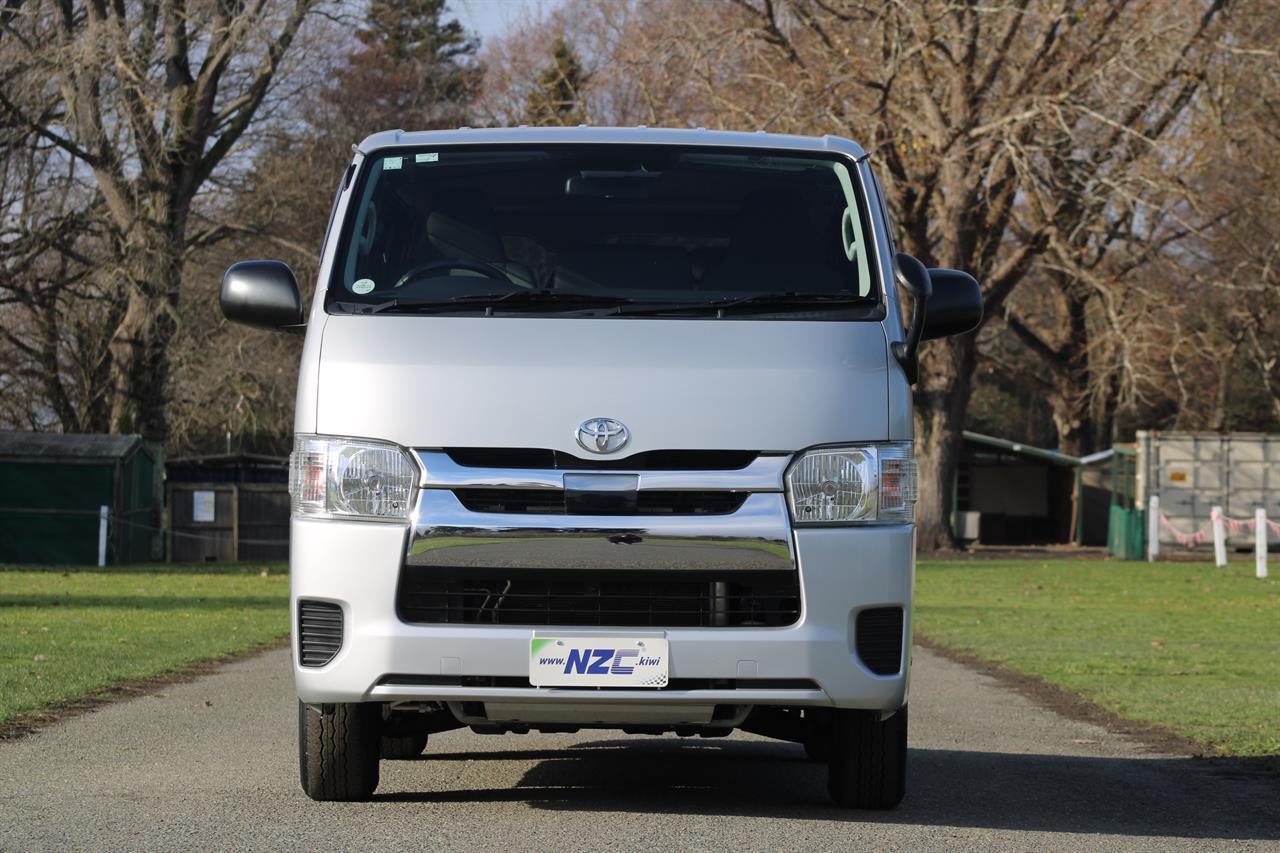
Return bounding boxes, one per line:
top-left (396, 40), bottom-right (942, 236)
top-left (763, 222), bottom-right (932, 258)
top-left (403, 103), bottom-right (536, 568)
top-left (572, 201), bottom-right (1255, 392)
top-left (0, 562), bottom-right (289, 734)
top-left (915, 558), bottom-right (1280, 757)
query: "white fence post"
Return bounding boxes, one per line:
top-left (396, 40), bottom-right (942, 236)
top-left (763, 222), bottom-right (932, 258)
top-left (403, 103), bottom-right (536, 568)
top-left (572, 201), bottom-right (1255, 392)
top-left (1212, 506), bottom-right (1227, 568)
top-left (97, 505), bottom-right (109, 568)
top-left (1256, 508), bottom-right (1268, 579)
top-left (1147, 495), bottom-right (1160, 562)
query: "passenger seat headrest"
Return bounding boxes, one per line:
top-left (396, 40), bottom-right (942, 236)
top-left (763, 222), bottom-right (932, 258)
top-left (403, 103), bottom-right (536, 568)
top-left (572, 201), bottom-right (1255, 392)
top-left (731, 188), bottom-right (816, 256)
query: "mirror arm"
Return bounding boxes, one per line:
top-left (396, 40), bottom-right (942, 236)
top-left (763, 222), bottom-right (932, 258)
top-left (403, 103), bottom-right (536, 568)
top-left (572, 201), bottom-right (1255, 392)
top-left (891, 253), bottom-right (932, 385)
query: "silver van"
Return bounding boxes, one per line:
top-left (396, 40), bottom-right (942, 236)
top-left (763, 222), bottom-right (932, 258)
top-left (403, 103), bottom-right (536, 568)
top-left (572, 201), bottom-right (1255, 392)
top-left (220, 127), bottom-right (981, 808)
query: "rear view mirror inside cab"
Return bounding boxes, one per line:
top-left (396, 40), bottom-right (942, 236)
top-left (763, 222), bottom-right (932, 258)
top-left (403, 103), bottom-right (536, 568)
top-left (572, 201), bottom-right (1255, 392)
top-left (564, 170), bottom-right (664, 198)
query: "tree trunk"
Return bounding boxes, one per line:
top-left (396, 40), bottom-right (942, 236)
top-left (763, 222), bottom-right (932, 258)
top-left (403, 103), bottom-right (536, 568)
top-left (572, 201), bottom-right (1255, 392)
top-left (914, 333), bottom-right (977, 551)
top-left (1041, 285), bottom-right (1096, 458)
top-left (1049, 390), bottom-right (1094, 458)
top-left (33, 294), bottom-right (79, 431)
top-left (108, 222), bottom-right (183, 440)
top-left (1048, 388), bottom-right (1090, 547)
top-left (82, 290), bottom-right (129, 433)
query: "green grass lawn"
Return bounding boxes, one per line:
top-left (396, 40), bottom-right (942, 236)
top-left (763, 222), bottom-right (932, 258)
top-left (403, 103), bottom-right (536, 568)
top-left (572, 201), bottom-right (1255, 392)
top-left (0, 562), bottom-right (289, 727)
top-left (915, 559), bottom-right (1280, 757)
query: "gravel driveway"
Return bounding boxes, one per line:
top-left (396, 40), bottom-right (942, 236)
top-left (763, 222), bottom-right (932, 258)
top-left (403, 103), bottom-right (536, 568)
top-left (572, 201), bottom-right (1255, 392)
top-left (1, 646), bottom-right (1275, 851)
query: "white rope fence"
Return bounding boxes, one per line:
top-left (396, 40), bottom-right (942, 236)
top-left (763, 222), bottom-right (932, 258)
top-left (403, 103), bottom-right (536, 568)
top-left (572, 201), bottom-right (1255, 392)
top-left (1146, 495), bottom-right (1273, 577)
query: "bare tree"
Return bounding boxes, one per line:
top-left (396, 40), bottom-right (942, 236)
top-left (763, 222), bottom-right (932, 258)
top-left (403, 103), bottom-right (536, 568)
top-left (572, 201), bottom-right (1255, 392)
top-left (0, 116), bottom-right (121, 432)
top-left (163, 0), bottom-right (484, 455)
top-left (482, 0), bottom-right (1232, 548)
top-left (0, 0), bottom-right (317, 441)
top-left (1194, 1), bottom-right (1280, 426)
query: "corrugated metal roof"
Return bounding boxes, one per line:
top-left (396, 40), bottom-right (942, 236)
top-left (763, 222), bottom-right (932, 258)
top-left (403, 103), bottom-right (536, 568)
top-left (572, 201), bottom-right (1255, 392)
top-left (963, 431), bottom-right (1082, 466)
top-left (167, 452), bottom-right (286, 466)
top-left (0, 431), bottom-right (144, 460)
top-left (963, 431), bottom-right (1116, 467)
top-left (1078, 449), bottom-right (1117, 466)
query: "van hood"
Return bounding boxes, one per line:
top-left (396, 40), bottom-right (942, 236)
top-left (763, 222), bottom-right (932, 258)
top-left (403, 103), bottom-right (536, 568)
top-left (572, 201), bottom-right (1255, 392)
top-left (313, 316), bottom-right (889, 455)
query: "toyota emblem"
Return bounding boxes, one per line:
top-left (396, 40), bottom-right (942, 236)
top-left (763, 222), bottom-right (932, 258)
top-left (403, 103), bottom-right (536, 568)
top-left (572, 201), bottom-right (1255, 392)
top-left (576, 418), bottom-right (630, 454)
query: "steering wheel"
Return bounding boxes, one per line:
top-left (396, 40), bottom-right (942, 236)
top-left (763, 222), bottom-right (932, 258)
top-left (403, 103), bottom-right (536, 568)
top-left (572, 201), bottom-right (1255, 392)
top-left (393, 258), bottom-right (514, 289)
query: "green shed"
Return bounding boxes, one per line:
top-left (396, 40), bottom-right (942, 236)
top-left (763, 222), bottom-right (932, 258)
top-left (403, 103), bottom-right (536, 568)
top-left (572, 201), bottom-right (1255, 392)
top-left (0, 432), bottom-right (161, 565)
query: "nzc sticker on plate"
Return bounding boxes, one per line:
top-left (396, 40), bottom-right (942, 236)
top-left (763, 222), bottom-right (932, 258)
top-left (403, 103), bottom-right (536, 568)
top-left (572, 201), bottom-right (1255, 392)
top-left (530, 637), bottom-right (669, 688)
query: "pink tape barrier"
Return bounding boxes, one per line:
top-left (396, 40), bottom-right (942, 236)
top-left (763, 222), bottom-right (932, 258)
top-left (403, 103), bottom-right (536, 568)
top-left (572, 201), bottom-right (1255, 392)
top-left (1159, 514), bottom-right (1210, 548)
top-left (1166, 509), bottom-right (1280, 546)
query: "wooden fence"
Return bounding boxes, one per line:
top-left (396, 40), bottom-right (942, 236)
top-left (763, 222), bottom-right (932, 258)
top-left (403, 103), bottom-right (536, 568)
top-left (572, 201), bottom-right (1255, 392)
top-left (168, 482), bottom-right (289, 562)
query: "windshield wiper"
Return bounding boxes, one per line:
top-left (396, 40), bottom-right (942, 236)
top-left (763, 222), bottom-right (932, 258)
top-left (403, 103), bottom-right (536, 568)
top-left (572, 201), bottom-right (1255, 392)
top-left (473, 290), bottom-right (635, 309)
top-left (330, 299), bottom-right (398, 315)
top-left (336, 290), bottom-right (635, 315)
top-left (334, 290), bottom-right (866, 317)
top-left (617, 291), bottom-right (868, 316)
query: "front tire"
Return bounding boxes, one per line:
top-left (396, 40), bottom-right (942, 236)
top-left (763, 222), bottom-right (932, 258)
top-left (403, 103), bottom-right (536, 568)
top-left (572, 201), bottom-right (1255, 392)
top-left (827, 705), bottom-right (907, 810)
top-left (802, 708), bottom-right (832, 762)
top-left (298, 701), bottom-right (381, 801)
top-left (380, 732), bottom-right (429, 760)
top-left (802, 734), bottom-right (830, 762)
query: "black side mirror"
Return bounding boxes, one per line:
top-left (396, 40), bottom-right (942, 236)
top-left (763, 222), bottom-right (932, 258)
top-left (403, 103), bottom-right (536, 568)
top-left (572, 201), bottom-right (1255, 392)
top-left (891, 252), bottom-right (932, 384)
top-left (220, 260), bottom-right (305, 333)
top-left (923, 269), bottom-right (983, 341)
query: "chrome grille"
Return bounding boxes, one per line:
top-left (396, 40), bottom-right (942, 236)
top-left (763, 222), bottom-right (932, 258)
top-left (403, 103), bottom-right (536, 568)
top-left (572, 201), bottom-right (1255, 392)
top-left (444, 448), bottom-right (759, 471)
top-left (408, 451), bottom-right (795, 572)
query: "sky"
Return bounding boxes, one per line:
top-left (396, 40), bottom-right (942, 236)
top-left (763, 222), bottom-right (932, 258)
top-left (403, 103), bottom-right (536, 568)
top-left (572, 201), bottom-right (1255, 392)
top-left (452, 0), bottom-right (563, 44)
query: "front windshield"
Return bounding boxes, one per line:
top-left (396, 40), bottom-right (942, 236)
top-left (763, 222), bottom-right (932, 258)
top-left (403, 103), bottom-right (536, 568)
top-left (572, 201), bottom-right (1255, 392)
top-left (327, 144), bottom-right (880, 317)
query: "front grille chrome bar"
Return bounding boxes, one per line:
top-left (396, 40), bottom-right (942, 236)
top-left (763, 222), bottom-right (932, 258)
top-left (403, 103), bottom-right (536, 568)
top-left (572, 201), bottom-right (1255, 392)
top-left (413, 450), bottom-right (788, 492)
top-left (406, 490), bottom-right (794, 571)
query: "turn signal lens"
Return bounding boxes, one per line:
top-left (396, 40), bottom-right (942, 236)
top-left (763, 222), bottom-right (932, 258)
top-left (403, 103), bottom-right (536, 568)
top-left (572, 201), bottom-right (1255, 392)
top-left (786, 442), bottom-right (916, 525)
top-left (877, 444), bottom-right (918, 522)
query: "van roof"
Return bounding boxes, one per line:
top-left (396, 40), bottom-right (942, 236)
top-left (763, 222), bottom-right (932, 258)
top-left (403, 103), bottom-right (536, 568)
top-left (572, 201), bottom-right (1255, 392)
top-left (356, 126), bottom-right (867, 159)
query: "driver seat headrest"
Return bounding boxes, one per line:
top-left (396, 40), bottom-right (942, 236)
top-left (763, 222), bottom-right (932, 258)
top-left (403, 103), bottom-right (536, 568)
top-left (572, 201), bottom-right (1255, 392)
top-left (425, 189), bottom-right (505, 262)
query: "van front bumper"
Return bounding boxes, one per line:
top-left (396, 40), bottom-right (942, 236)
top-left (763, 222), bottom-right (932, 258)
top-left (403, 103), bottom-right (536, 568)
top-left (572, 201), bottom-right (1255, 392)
top-left (290, 517), bottom-right (914, 712)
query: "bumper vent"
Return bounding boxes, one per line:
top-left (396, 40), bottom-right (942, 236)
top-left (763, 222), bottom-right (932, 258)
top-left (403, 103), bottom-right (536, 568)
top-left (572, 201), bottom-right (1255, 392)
top-left (397, 567), bottom-right (800, 628)
top-left (855, 607), bottom-right (904, 675)
top-left (298, 600), bottom-right (343, 667)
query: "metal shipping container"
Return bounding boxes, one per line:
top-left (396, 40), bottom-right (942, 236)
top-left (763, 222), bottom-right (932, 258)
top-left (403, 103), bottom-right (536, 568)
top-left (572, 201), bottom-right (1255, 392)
top-left (1136, 431), bottom-right (1280, 550)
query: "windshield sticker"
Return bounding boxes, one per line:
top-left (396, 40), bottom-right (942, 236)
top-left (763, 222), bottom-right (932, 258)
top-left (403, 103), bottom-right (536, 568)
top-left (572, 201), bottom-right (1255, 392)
top-left (384, 156), bottom-right (403, 170)
top-left (352, 278), bottom-right (375, 294)
top-left (415, 152), bottom-right (439, 164)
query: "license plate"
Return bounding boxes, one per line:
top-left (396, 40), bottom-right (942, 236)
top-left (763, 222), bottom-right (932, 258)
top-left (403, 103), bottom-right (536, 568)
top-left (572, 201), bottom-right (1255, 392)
top-left (530, 636), bottom-right (669, 687)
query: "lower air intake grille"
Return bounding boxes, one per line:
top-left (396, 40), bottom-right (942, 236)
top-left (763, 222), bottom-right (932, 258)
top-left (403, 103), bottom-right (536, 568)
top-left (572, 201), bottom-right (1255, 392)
top-left (397, 568), bottom-right (800, 628)
top-left (855, 607), bottom-right (904, 675)
top-left (298, 600), bottom-right (343, 667)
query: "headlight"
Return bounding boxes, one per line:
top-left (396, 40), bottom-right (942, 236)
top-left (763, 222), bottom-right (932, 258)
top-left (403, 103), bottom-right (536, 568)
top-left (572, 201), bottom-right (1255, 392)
top-left (786, 442), bottom-right (916, 525)
top-left (289, 435), bottom-right (418, 520)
